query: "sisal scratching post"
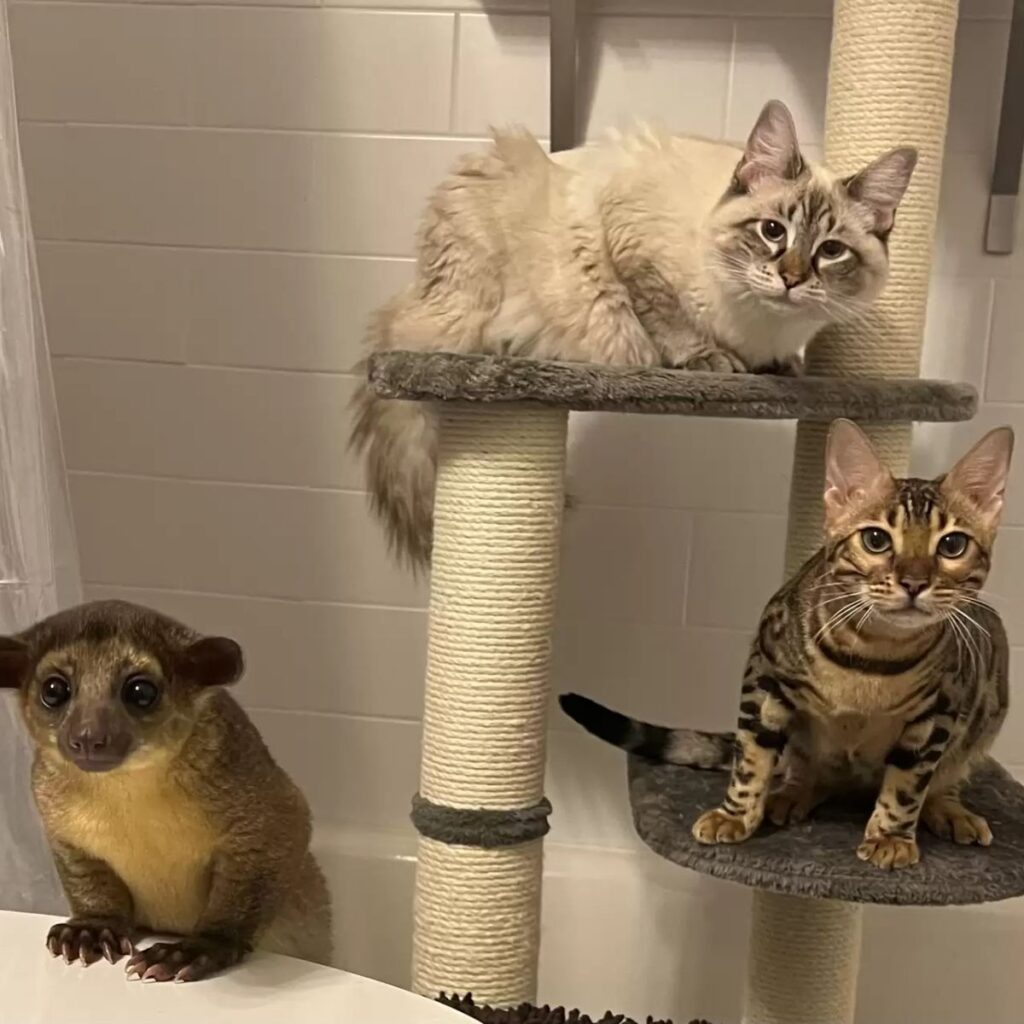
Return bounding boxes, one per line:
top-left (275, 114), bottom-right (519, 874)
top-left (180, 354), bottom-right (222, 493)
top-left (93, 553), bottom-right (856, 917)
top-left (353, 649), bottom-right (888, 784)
top-left (411, 405), bottom-right (567, 1006)
top-left (756, 1), bottom-right (960, 1021)
top-left (745, 894), bottom-right (862, 1024)
top-left (786, 0), bottom-right (959, 574)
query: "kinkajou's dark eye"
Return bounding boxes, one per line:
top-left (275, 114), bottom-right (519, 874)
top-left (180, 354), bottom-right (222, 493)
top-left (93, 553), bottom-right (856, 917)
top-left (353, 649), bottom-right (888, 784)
top-left (860, 527), bottom-right (892, 554)
top-left (760, 219), bottom-right (787, 243)
top-left (122, 675), bottom-right (160, 711)
top-left (40, 675), bottom-right (71, 710)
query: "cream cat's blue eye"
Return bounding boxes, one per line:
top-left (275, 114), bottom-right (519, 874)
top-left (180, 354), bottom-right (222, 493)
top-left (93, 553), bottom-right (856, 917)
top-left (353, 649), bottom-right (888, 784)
top-left (937, 531), bottom-right (970, 558)
top-left (817, 239), bottom-right (848, 261)
top-left (860, 527), bottom-right (892, 554)
top-left (758, 219), bottom-right (787, 246)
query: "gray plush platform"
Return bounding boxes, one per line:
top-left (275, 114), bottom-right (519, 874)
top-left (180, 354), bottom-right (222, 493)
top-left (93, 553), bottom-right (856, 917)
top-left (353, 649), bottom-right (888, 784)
top-left (629, 756), bottom-right (1024, 905)
top-left (368, 352), bottom-right (977, 422)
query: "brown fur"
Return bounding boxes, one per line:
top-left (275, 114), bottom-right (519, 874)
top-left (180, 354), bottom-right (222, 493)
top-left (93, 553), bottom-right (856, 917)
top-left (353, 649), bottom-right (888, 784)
top-left (563, 421), bottom-right (1013, 870)
top-left (0, 600), bottom-right (332, 980)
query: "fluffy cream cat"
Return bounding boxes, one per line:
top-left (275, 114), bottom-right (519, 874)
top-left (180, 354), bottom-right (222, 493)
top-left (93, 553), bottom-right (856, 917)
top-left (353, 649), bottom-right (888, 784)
top-left (352, 100), bottom-right (917, 567)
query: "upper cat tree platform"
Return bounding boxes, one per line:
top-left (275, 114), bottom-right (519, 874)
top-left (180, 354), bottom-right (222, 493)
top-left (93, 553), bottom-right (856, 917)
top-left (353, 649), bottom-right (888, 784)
top-left (367, 351), bottom-right (977, 423)
top-left (629, 757), bottom-right (1024, 907)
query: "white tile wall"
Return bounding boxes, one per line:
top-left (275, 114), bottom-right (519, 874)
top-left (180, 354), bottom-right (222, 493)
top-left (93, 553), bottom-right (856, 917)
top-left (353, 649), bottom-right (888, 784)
top-left (10, 0), bottom-right (1024, 1018)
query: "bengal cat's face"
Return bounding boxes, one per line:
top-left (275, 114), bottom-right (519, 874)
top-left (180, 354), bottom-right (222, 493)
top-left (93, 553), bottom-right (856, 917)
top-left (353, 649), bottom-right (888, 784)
top-left (822, 421), bottom-right (1014, 631)
top-left (828, 478), bottom-right (993, 625)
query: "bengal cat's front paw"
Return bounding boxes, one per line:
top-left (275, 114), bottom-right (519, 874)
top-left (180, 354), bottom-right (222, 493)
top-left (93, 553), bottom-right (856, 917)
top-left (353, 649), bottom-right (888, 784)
top-left (856, 835), bottom-right (921, 870)
top-left (692, 807), bottom-right (757, 844)
top-left (922, 801), bottom-right (993, 847)
top-left (125, 936), bottom-right (248, 983)
top-left (766, 787), bottom-right (817, 827)
top-left (47, 918), bottom-right (135, 966)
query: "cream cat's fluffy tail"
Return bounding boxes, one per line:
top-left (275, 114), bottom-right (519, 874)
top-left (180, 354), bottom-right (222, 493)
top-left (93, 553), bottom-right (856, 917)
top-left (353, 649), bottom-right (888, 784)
top-left (349, 375), bottom-right (438, 571)
top-left (350, 128), bottom-right (552, 570)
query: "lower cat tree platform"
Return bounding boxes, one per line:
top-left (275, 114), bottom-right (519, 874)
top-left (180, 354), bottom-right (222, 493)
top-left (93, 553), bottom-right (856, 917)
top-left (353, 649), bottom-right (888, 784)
top-left (631, 757), bottom-right (1024, 907)
top-left (368, 350), bottom-right (988, 1024)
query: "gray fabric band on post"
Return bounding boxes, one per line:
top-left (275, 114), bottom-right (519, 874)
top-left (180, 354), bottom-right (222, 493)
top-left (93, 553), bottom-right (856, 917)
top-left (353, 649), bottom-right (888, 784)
top-left (411, 793), bottom-right (552, 848)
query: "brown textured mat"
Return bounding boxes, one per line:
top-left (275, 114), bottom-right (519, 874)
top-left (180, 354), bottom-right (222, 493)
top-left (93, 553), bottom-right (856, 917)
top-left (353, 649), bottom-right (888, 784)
top-left (437, 992), bottom-right (713, 1024)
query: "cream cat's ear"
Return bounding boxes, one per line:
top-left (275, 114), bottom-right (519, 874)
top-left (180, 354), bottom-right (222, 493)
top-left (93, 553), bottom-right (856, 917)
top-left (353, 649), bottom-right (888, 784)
top-left (823, 419), bottom-right (892, 520)
top-left (734, 100), bottom-right (804, 190)
top-left (844, 147), bottom-right (917, 235)
top-left (941, 427), bottom-right (1015, 529)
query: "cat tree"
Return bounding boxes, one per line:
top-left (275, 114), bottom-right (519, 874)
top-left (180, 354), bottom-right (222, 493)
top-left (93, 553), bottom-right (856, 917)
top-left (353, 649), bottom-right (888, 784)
top-left (366, 0), bottom-right (1024, 1020)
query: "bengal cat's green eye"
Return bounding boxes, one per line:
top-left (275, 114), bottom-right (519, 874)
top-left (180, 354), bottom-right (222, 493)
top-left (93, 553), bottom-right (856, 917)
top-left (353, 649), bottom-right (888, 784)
top-left (938, 531), bottom-right (970, 559)
top-left (860, 527), bottom-right (892, 554)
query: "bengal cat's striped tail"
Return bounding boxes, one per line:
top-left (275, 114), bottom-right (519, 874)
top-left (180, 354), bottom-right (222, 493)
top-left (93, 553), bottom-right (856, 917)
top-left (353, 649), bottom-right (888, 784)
top-left (558, 693), bottom-right (734, 768)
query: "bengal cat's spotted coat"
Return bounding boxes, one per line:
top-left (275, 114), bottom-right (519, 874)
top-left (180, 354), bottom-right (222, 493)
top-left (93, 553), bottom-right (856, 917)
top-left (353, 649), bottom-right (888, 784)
top-left (562, 420), bottom-right (1014, 869)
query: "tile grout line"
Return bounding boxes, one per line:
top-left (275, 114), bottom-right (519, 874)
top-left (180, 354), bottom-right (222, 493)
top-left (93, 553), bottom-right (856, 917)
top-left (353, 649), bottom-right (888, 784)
top-left (448, 11), bottom-right (461, 133)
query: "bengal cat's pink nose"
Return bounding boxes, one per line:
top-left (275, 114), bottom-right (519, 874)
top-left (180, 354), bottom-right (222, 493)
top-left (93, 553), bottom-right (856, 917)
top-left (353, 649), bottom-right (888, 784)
top-left (900, 578), bottom-right (928, 599)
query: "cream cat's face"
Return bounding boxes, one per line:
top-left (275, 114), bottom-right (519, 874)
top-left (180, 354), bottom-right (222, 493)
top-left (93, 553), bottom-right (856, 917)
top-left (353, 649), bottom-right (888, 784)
top-left (707, 101), bottom-right (916, 327)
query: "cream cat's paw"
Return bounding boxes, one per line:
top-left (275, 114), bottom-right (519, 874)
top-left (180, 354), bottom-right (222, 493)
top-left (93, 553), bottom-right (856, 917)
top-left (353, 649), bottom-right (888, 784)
top-left (692, 807), bottom-right (757, 844)
top-left (670, 346), bottom-right (747, 374)
top-left (760, 352), bottom-right (804, 377)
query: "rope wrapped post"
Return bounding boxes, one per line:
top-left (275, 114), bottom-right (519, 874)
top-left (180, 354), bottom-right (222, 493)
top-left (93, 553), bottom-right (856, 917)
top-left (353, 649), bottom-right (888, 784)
top-left (745, 894), bottom-right (863, 1024)
top-left (786, 0), bottom-right (959, 574)
top-left (411, 404), bottom-right (568, 1006)
top-left (755, 1), bottom-right (960, 1021)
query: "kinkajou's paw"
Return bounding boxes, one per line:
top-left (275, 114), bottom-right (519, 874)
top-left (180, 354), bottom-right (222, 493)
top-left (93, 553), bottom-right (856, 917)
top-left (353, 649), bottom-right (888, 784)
top-left (125, 936), bottom-right (248, 983)
top-left (47, 918), bottom-right (135, 966)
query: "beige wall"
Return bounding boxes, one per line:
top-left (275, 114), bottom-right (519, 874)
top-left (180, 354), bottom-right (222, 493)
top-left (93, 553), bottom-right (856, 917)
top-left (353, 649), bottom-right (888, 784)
top-left (9, 1), bottom-right (1024, 1020)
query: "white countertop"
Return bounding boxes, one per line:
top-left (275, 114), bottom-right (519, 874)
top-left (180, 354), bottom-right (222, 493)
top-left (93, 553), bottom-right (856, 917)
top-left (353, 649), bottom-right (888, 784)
top-left (0, 911), bottom-right (466, 1023)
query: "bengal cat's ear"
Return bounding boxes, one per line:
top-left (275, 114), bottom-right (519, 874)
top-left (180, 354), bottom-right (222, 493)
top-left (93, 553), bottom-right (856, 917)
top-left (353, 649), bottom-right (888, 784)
top-left (734, 100), bottom-right (804, 190)
top-left (823, 419), bottom-right (892, 523)
top-left (941, 427), bottom-right (1014, 530)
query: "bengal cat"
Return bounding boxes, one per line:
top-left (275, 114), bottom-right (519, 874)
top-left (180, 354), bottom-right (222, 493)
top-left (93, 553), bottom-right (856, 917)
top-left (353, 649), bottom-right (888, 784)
top-left (562, 419), bottom-right (1013, 869)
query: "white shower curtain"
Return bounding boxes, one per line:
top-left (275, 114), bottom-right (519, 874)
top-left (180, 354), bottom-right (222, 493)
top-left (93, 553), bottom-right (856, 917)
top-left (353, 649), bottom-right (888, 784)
top-left (0, 0), bottom-right (82, 913)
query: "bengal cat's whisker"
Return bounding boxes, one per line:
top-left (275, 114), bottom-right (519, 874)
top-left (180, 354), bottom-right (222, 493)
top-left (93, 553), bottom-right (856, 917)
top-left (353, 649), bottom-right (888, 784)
top-left (812, 599), bottom-right (867, 641)
top-left (943, 613), bottom-right (966, 679)
top-left (811, 593), bottom-right (857, 612)
top-left (947, 611), bottom-right (979, 682)
top-left (815, 598), bottom-right (871, 641)
top-left (853, 604), bottom-right (874, 634)
top-left (952, 605), bottom-right (992, 640)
